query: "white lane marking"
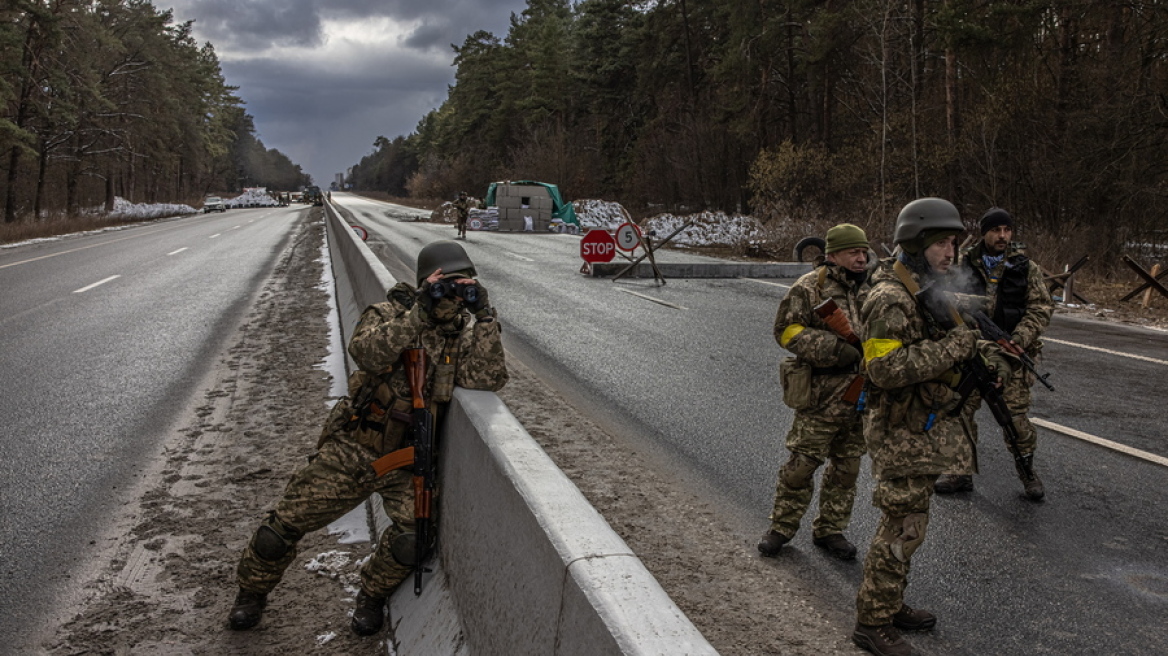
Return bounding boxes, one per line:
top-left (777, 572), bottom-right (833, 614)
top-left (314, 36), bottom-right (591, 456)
top-left (1032, 418), bottom-right (1168, 468)
top-left (167, 247), bottom-right (188, 256)
top-left (73, 275), bottom-right (121, 294)
top-left (209, 233), bottom-right (221, 239)
top-left (502, 250), bottom-right (533, 262)
top-left (741, 277), bottom-right (792, 289)
top-left (1043, 337), bottom-right (1168, 366)
top-left (230, 225), bottom-right (241, 230)
top-left (0, 227), bottom-right (174, 269)
top-left (616, 288), bottom-right (687, 310)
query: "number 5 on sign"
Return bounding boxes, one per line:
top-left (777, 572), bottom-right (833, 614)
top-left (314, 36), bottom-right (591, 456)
top-left (615, 222), bottom-right (642, 252)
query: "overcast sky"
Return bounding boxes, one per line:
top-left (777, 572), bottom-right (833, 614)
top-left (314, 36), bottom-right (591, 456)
top-left (163, 0), bottom-right (528, 187)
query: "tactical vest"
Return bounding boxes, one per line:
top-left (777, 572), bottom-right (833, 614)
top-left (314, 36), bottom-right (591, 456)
top-left (968, 251), bottom-right (1030, 335)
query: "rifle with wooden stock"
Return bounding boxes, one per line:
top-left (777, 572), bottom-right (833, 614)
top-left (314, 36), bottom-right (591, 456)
top-left (813, 298), bottom-right (867, 409)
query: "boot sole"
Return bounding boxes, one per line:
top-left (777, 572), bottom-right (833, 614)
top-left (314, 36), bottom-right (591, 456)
top-left (852, 630), bottom-right (916, 656)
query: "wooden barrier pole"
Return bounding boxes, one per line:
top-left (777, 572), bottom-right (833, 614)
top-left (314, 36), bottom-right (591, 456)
top-left (1143, 264), bottom-right (1162, 309)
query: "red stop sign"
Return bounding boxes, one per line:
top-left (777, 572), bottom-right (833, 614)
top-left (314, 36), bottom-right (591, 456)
top-left (580, 229), bottom-right (617, 263)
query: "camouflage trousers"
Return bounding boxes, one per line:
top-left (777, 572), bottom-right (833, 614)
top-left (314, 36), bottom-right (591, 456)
top-left (768, 412), bottom-right (866, 540)
top-left (957, 363), bottom-right (1039, 466)
top-left (236, 432), bottom-right (416, 597)
top-left (855, 475), bottom-right (937, 625)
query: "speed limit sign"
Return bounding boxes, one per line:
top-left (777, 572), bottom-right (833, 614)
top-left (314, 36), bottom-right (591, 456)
top-left (615, 222), bottom-right (642, 252)
top-left (468, 217), bottom-right (483, 231)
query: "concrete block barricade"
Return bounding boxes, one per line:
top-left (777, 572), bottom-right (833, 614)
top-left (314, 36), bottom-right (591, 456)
top-left (322, 201), bottom-right (717, 655)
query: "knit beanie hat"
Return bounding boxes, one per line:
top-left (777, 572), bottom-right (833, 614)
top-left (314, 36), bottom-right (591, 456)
top-left (980, 207), bottom-right (1013, 234)
top-left (825, 223), bottom-right (869, 254)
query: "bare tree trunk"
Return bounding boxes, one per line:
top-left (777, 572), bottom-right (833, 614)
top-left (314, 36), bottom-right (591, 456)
top-left (5, 18), bottom-right (39, 223)
top-left (34, 137), bottom-right (48, 220)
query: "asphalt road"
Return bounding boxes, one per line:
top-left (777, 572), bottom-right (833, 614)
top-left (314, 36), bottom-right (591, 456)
top-left (334, 193), bottom-right (1168, 656)
top-left (0, 205), bottom-right (307, 649)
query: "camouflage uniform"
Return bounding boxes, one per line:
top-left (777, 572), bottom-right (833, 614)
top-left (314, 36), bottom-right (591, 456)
top-left (235, 282), bottom-right (508, 598)
top-left (854, 258), bottom-right (978, 626)
top-left (767, 264), bottom-right (869, 542)
top-left (955, 241), bottom-right (1053, 457)
top-left (453, 195), bottom-right (471, 237)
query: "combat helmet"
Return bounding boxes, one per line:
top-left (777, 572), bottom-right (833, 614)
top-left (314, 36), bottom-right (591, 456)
top-left (416, 240), bottom-right (476, 286)
top-left (893, 197), bottom-right (964, 253)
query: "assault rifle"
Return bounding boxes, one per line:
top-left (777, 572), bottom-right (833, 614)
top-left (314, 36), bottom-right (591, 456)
top-left (813, 298), bottom-right (866, 409)
top-left (968, 310), bottom-right (1054, 392)
top-left (914, 283), bottom-right (1037, 480)
top-left (403, 347), bottom-right (435, 596)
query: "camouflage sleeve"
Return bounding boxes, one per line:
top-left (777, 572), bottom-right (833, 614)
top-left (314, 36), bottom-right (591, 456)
top-left (455, 317), bottom-right (509, 391)
top-left (862, 290), bottom-right (974, 389)
top-left (1011, 262), bottom-right (1053, 351)
top-left (347, 300), bottom-right (425, 373)
top-left (774, 274), bottom-right (847, 367)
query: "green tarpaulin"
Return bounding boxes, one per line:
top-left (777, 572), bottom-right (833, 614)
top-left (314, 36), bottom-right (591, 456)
top-left (484, 180), bottom-right (579, 226)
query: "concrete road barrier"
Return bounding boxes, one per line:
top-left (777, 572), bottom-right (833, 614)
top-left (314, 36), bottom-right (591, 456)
top-left (323, 202), bottom-right (717, 654)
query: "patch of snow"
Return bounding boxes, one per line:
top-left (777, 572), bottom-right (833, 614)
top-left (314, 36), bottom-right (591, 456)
top-left (316, 631), bottom-right (337, 645)
top-left (305, 550), bottom-right (353, 580)
top-left (224, 187), bottom-right (279, 208)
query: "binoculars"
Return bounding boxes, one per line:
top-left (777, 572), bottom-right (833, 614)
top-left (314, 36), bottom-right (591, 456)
top-left (428, 279), bottom-right (479, 304)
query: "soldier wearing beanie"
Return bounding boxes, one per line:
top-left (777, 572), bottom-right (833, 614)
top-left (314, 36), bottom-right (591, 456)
top-left (759, 223), bottom-right (871, 562)
top-left (934, 207), bottom-right (1053, 500)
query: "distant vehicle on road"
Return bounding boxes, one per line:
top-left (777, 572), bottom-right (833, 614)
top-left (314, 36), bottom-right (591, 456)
top-left (203, 196), bottom-right (226, 213)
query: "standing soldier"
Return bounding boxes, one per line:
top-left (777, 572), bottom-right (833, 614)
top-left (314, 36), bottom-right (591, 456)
top-left (453, 191), bottom-right (471, 239)
top-left (852, 198), bottom-right (1010, 656)
top-left (934, 207), bottom-right (1053, 500)
top-left (758, 224), bottom-right (871, 561)
top-left (227, 240), bottom-right (508, 636)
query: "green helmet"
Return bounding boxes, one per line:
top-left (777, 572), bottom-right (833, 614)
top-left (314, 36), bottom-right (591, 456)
top-left (893, 197), bottom-right (964, 245)
top-left (416, 240), bottom-right (476, 286)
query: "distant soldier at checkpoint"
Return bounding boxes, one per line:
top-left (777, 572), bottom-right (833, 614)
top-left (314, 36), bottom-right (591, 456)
top-left (758, 224), bottom-right (872, 561)
top-left (453, 191), bottom-right (471, 239)
top-left (934, 207), bottom-right (1053, 500)
top-left (851, 198), bottom-right (1011, 656)
top-left (228, 240), bottom-right (508, 636)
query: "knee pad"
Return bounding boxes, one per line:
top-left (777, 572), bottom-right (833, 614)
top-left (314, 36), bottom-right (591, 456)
top-left (824, 456), bottom-right (861, 489)
top-left (889, 512), bottom-right (929, 563)
top-left (779, 452), bottom-right (822, 490)
top-left (253, 516), bottom-right (301, 562)
top-left (390, 532), bottom-right (417, 567)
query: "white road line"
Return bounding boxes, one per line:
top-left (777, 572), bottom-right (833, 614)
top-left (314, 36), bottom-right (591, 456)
top-left (73, 275), bottom-right (121, 294)
top-left (1043, 337), bottom-right (1168, 366)
top-left (1032, 418), bottom-right (1168, 468)
top-left (167, 247), bottom-right (188, 256)
top-left (209, 233), bottom-right (221, 239)
top-left (502, 250), bottom-right (533, 262)
top-left (616, 288), bottom-right (687, 310)
top-left (741, 277), bottom-right (791, 289)
top-left (230, 225), bottom-right (241, 230)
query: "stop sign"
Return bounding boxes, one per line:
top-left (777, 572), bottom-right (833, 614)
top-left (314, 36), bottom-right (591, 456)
top-left (580, 229), bottom-right (617, 263)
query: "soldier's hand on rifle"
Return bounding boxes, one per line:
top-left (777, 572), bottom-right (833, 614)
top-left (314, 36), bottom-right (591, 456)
top-left (981, 350), bottom-right (1013, 388)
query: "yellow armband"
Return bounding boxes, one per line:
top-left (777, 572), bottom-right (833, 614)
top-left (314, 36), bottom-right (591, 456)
top-left (779, 324), bottom-right (806, 348)
top-left (863, 338), bottom-right (903, 362)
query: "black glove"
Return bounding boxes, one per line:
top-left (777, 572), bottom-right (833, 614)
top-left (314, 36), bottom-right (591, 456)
top-left (465, 283), bottom-right (490, 316)
top-left (415, 281), bottom-right (436, 315)
top-left (836, 342), bottom-right (861, 367)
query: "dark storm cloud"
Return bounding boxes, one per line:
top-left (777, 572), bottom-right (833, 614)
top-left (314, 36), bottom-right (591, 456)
top-left (170, 0), bottom-right (523, 54)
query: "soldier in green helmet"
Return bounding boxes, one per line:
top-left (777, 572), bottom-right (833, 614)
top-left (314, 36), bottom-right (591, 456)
top-left (851, 198), bottom-right (1011, 656)
top-left (759, 223), bottom-right (872, 562)
top-left (227, 240), bottom-right (508, 636)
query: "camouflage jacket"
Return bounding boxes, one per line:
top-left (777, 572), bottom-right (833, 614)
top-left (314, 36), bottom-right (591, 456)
top-left (958, 241), bottom-right (1053, 353)
top-left (348, 282), bottom-right (509, 405)
top-left (453, 197), bottom-right (471, 219)
top-left (860, 259), bottom-right (976, 479)
top-left (775, 264), bottom-right (870, 420)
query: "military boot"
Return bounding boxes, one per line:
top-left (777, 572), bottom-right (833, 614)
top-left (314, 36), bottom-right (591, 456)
top-left (812, 533), bottom-right (858, 560)
top-left (757, 530), bottom-right (790, 557)
top-left (351, 589), bottom-right (387, 636)
top-left (891, 604), bottom-right (935, 631)
top-left (228, 589), bottom-right (267, 630)
top-left (1015, 455), bottom-right (1045, 501)
top-left (852, 623), bottom-right (916, 656)
top-left (933, 474), bottom-right (973, 494)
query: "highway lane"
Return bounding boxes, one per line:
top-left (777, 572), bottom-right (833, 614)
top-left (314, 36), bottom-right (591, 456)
top-left (0, 205), bottom-right (309, 649)
top-left (335, 192), bottom-right (1168, 655)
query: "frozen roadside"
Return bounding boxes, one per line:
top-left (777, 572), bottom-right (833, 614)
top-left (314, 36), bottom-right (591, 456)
top-left (43, 209), bottom-right (855, 655)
